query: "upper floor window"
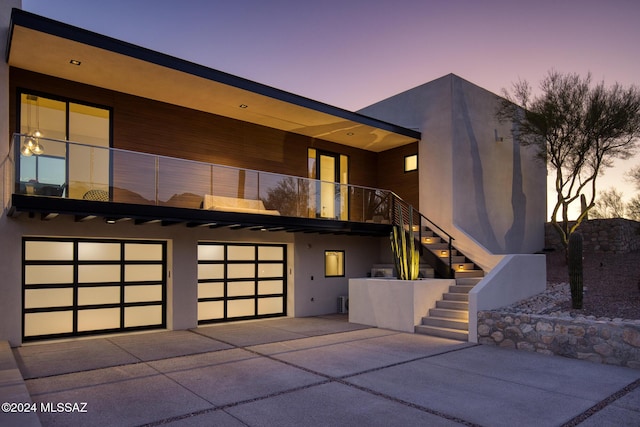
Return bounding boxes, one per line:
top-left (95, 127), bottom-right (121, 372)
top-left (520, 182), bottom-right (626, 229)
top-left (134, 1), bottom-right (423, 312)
top-left (18, 91), bottom-right (112, 199)
top-left (404, 154), bottom-right (418, 172)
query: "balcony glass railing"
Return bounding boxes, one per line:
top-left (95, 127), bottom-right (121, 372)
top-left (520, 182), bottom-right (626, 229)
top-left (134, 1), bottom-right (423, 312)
top-left (10, 134), bottom-right (393, 224)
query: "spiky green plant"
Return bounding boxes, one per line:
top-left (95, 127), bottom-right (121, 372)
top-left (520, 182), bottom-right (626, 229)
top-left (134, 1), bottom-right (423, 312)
top-left (568, 232), bottom-right (584, 309)
top-left (390, 206), bottom-right (420, 280)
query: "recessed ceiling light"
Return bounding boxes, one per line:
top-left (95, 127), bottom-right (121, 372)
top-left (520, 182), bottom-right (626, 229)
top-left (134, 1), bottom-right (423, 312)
top-left (69, 59), bottom-right (81, 66)
top-left (239, 104), bottom-right (248, 108)
top-left (346, 132), bottom-right (354, 136)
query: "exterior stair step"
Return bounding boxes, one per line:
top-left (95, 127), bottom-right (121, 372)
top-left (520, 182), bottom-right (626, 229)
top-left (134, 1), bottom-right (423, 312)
top-left (448, 285), bottom-right (474, 293)
top-left (421, 316), bottom-right (468, 330)
top-left (415, 325), bottom-right (468, 341)
top-left (429, 307), bottom-right (468, 320)
top-left (454, 269), bottom-right (484, 279)
top-left (436, 300), bottom-right (468, 310)
top-left (435, 250), bottom-right (459, 258)
top-left (443, 292), bottom-right (468, 302)
top-left (422, 240), bottom-right (446, 248)
top-left (413, 273), bottom-right (479, 342)
top-left (452, 262), bottom-right (476, 271)
top-left (456, 277), bottom-right (483, 286)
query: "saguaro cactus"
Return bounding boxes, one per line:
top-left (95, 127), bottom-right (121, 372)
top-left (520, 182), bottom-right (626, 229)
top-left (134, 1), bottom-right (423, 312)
top-left (568, 232), bottom-right (584, 309)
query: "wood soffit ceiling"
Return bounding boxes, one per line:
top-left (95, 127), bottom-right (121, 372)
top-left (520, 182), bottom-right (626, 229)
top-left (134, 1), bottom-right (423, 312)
top-left (7, 11), bottom-right (420, 152)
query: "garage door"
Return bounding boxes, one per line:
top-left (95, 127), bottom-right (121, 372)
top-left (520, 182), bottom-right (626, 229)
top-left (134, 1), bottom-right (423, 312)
top-left (198, 242), bottom-right (286, 323)
top-left (23, 237), bottom-right (166, 341)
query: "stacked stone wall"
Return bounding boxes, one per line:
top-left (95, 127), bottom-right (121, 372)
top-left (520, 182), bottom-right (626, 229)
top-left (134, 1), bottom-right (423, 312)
top-left (478, 311), bottom-right (640, 369)
top-left (545, 218), bottom-right (640, 253)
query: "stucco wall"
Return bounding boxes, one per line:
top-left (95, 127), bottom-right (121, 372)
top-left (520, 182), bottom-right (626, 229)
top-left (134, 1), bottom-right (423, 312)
top-left (450, 77), bottom-right (546, 255)
top-left (359, 74), bottom-right (547, 259)
top-left (293, 233), bottom-right (384, 317)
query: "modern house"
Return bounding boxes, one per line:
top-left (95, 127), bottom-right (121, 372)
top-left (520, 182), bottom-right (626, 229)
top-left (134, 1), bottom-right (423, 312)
top-left (0, 3), bottom-right (546, 347)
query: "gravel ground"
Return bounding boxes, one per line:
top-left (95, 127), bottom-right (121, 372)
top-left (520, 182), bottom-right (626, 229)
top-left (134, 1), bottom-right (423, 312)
top-left (503, 251), bottom-right (640, 320)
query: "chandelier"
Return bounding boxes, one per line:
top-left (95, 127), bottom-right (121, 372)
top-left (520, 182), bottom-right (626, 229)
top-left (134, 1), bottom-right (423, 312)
top-left (20, 95), bottom-right (44, 157)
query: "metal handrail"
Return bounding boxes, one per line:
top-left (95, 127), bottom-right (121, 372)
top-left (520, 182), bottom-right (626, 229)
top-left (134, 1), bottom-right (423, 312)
top-left (389, 192), bottom-right (455, 276)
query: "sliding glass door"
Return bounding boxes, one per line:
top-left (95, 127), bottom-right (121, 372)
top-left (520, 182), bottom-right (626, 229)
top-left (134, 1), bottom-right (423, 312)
top-left (308, 148), bottom-right (349, 220)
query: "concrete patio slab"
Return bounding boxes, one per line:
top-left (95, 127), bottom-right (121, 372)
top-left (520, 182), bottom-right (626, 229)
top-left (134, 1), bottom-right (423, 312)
top-left (422, 345), bottom-right (640, 402)
top-left (259, 316), bottom-right (370, 336)
top-left (150, 348), bottom-right (325, 406)
top-left (611, 387), bottom-right (640, 412)
top-left (251, 331), bottom-right (472, 378)
top-left (148, 347), bottom-right (259, 373)
top-left (247, 327), bottom-right (397, 356)
top-left (161, 409), bottom-right (249, 426)
top-left (13, 338), bottom-right (139, 379)
top-left (577, 387), bottom-right (640, 426)
top-left (193, 323), bottom-right (307, 347)
top-left (577, 406), bottom-right (640, 427)
top-left (342, 332), bottom-right (473, 361)
top-left (25, 363), bottom-right (212, 427)
top-left (2, 317), bottom-right (640, 426)
top-left (260, 341), bottom-right (400, 377)
top-left (107, 330), bottom-right (232, 361)
top-left (345, 351), bottom-right (638, 427)
top-left (0, 341), bottom-right (40, 427)
top-left (346, 360), bottom-right (589, 426)
top-left (226, 381), bottom-right (464, 427)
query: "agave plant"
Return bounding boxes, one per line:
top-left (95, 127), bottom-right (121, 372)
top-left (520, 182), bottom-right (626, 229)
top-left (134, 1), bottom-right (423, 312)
top-left (390, 205), bottom-right (420, 280)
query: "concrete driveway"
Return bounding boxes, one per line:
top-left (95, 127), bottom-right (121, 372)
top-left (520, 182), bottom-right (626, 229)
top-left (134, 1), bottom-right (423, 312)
top-left (2, 315), bottom-right (640, 426)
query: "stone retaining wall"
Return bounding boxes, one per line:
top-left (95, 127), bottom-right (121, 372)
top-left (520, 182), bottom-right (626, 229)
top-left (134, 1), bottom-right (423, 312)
top-left (545, 218), bottom-right (640, 253)
top-left (477, 311), bottom-right (640, 369)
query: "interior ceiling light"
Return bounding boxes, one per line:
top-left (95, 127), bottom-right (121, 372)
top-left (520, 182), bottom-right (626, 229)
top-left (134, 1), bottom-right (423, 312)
top-left (239, 104), bottom-right (248, 108)
top-left (346, 132), bottom-right (354, 136)
top-left (21, 94), bottom-right (44, 156)
top-left (70, 59), bottom-right (81, 65)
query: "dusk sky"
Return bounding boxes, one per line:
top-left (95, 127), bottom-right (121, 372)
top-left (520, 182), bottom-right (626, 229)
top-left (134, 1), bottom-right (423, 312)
top-left (20, 0), bottom-right (640, 217)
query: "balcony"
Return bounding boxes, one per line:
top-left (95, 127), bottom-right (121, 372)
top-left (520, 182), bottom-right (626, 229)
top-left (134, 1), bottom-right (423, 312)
top-left (7, 134), bottom-right (395, 236)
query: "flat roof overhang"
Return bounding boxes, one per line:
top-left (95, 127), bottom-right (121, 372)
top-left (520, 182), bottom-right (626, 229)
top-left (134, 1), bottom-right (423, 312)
top-left (10, 194), bottom-right (393, 237)
top-left (6, 9), bottom-right (420, 152)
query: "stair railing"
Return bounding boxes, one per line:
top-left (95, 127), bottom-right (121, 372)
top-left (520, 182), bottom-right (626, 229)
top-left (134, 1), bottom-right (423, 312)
top-left (389, 193), bottom-right (455, 279)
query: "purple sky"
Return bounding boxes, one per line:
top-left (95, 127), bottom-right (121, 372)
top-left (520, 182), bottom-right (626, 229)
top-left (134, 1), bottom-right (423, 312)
top-left (20, 0), bottom-right (640, 215)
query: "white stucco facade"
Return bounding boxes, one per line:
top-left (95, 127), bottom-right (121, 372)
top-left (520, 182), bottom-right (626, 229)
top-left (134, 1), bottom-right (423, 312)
top-left (359, 74), bottom-right (547, 265)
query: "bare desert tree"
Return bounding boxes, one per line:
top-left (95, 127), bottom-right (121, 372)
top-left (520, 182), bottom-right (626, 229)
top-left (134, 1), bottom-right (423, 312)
top-left (498, 71), bottom-right (640, 249)
top-left (589, 187), bottom-right (626, 219)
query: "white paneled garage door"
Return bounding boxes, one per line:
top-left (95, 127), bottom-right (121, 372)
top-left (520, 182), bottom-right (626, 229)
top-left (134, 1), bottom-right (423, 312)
top-left (23, 237), bottom-right (166, 341)
top-left (198, 242), bottom-right (286, 323)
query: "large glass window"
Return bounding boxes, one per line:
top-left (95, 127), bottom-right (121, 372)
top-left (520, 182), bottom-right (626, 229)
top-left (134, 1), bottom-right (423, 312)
top-left (18, 92), bottom-right (111, 199)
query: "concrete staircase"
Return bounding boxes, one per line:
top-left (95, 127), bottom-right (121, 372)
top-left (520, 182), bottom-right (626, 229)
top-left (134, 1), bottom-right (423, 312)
top-left (414, 277), bottom-right (482, 341)
top-left (420, 231), bottom-right (484, 279)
